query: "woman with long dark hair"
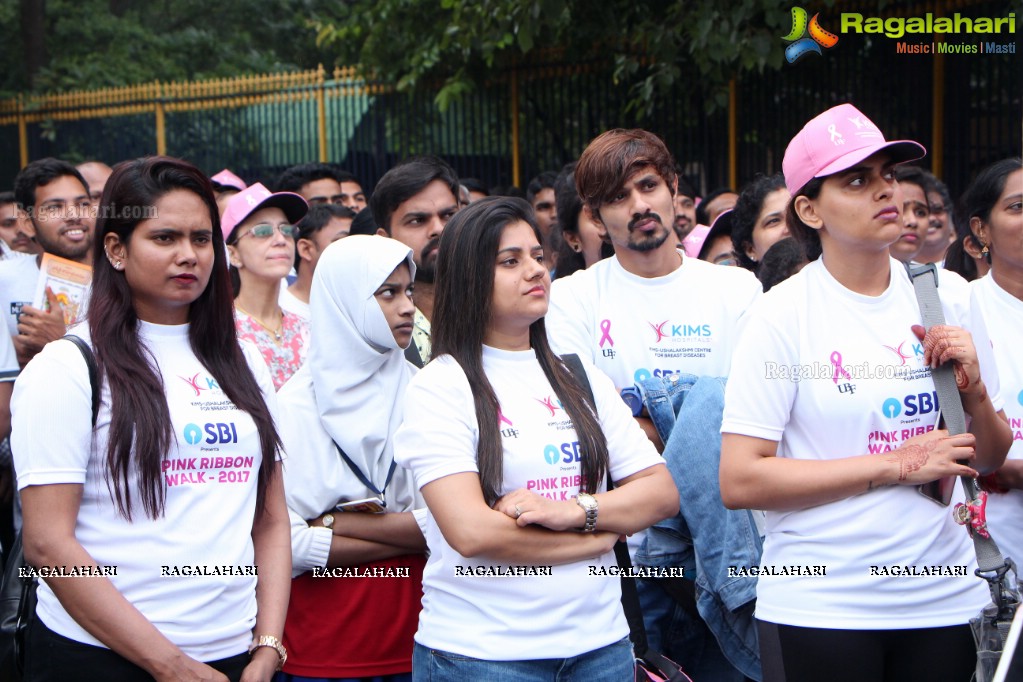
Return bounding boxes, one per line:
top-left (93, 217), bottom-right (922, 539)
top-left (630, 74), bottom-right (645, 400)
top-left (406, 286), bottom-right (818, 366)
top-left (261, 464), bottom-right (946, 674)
top-left (720, 104), bottom-right (1011, 681)
top-left (394, 197), bottom-right (678, 680)
top-left (12, 156), bottom-right (291, 682)
top-left (963, 157), bottom-right (1023, 564)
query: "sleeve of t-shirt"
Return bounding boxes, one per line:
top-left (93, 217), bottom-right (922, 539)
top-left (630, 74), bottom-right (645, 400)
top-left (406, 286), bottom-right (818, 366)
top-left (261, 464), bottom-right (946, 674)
top-left (546, 275), bottom-right (598, 362)
top-left (0, 333), bottom-right (17, 381)
top-left (733, 269), bottom-right (764, 340)
top-left (584, 360), bottom-right (665, 485)
top-left (240, 340), bottom-right (287, 462)
top-left (288, 505), bottom-right (332, 576)
top-left (12, 338), bottom-right (94, 488)
top-left (963, 289), bottom-right (1005, 414)
top-left (721, 299), bottom-right (798, 442)
top-left (394, 358), bottom-right (481, 490)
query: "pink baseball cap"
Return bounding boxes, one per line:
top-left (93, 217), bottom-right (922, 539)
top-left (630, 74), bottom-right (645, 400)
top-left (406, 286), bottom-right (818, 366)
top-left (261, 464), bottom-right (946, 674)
top-left (211, 169), bottom-right (247, 191)
top-left (782, 104), bottom-right (926, 196)
top-left (681, 224), bottom-right (711, 259)
top-left (221, 183), bottom-right (309, 241)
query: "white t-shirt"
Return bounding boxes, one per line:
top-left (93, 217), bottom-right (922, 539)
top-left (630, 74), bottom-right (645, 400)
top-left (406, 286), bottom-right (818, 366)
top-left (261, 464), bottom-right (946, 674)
top-left (279, 286), bottom-right (310, 321)
top-left (971, 274), bottom-right (1023, 564)
top-left (12, 323), bottom-right (280, 661)
top-left (546, 252), bottom-right (761, 393)
top-left (0, 253), bottom-right (40, 337)
top-left (0, 332), bottom-right (16, 381)
top-left (394, 346), bottom-right (664, 660)
top-left (721, 257), bottom-right (1002, 629)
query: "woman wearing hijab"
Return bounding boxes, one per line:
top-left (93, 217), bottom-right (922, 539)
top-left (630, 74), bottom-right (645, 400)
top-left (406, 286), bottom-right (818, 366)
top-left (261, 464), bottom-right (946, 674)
top-left (275, 235), bottom-right (426, 682)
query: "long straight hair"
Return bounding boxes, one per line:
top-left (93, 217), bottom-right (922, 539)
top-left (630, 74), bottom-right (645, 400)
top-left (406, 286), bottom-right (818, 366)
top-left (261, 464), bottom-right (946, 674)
top-left (89, 156), bottom-right (281, 520)
top-left (432, 197), bottom-right (609, 506)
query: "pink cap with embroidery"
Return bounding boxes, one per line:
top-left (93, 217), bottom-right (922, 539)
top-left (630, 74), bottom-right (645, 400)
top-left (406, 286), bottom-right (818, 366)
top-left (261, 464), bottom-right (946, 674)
top-left (782, 103), bottom-right (925, 196)
top-left (211, 169), bottom-right (247, 191)
top-left (681, 224), bottom-right (711, 259)
top-left (221, 182), bottom-right (308, 241)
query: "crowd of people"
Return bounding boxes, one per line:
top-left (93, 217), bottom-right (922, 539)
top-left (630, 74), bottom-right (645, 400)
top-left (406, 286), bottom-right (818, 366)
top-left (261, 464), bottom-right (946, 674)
top-left (0, 101), bottom-right (1020, 682)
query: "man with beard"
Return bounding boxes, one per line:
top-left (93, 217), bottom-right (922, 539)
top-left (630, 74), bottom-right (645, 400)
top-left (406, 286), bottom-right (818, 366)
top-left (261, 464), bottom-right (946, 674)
top-left (545, 130), bottom-right (762, 680)
top-left (372, 156), bottom-right (460, 367)
top-left (3, 159), bottom-right (94, 366)
top-left (673, 174), bottom-right (698, 241)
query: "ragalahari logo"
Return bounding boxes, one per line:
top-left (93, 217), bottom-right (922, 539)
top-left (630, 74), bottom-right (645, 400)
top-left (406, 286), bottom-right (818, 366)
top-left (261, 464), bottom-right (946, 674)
top-left (783, 7), bottom-right (839, 63)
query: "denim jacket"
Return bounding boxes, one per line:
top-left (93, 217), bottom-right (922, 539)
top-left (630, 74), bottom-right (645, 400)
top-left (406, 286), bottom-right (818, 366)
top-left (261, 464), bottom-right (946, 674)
top-left (635, 373), bottom-right (763, 681)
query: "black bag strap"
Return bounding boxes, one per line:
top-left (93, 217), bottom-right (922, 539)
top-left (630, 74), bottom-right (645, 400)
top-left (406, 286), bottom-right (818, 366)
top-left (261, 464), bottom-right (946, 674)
top-left (62, 335), bottom-right (100, 427)
top-left (905, 263), bottom-right (1020, 630)
top-left (331, 440), bottom-right (396, 500)
top-left (560, 353), bottom-right (654, 655)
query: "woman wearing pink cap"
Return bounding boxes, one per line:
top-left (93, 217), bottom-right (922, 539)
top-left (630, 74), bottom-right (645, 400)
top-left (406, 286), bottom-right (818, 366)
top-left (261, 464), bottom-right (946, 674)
top-left (222, 183), bottom-right (309, 390)
top-left (720, 104), bottom-right (1011, 681)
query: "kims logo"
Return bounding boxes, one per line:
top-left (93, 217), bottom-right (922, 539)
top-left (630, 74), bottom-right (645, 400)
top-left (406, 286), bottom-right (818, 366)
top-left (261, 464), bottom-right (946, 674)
top-left (783, 7), bottom-right (839, 63)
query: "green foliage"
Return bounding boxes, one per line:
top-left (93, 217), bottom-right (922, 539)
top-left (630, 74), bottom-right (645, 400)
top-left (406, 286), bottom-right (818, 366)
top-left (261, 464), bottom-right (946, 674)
top-left (0, 0), bottom-right (345, 94)
top-left (314, 0), bottom-right (840, 116)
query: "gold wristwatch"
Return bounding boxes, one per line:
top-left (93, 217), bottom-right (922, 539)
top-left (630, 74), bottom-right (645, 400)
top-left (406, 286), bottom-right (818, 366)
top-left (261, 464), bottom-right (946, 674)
top-left (250, 634), bottom-right (287, 670)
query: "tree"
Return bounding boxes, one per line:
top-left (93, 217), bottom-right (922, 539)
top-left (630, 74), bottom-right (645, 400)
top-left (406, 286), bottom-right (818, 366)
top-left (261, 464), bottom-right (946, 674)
top-left (314, 0), bottom-right (843, 115)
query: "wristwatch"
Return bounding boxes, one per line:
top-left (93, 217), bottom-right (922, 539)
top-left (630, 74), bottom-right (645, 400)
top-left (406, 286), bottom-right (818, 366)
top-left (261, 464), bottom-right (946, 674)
top-left (250, 634), bottom-right (287, 670)
top-left (321, 513), bottom-right (334, 529)
top-left (576, 493), bottom-right (598, 532)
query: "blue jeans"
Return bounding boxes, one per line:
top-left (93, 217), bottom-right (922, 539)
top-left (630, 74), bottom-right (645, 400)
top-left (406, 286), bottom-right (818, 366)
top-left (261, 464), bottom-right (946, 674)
top-left (411, 637), bottom-right (634, 681)
top-left (635, 374), bottom-right (763, 681)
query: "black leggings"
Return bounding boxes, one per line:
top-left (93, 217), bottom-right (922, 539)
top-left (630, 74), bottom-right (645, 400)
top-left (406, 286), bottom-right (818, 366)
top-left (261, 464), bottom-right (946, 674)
top-left (757, 619), bottom-right (975, 682)
top-left (26, 617), bottom-right (251, 682)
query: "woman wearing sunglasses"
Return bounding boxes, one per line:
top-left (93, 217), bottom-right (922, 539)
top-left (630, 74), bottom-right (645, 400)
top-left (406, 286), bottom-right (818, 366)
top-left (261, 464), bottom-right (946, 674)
top-left (223, 184), bottom-right (309, 390)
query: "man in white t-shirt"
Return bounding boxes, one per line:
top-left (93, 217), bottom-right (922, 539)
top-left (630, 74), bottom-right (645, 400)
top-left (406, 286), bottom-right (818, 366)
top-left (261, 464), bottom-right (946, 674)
top-left (7, 159), bottom-right (94, 367)
top-left (545, 129), bottom-right (762, 681)
top-left (547, 129), bottom-right (761, 448)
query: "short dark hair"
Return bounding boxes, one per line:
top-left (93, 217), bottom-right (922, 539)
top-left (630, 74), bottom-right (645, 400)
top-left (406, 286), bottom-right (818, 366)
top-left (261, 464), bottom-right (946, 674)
top-left (894, 165), bottom-right (935, 196)
top-left (0, 191), bottom-right (15, 207)
top-left (695, 187), bottom-right (737, 227)
top-left (275, 162), bottom-right (340, 193)
top-left (14, 157), bottom-right (90, 211)
top-left (676, 174), bottom-right (696, 200)
top-left (757, 237), bottom-right (808, 292)
top-left (369, 156), bottom-right (459, 233)
top-left (526, 171), bottom-right (558, 204)
top-left (350, 206), bottom-right (377, 236)
top-left (575, 129), bottom-right (677, 219)
top-left (295, 203), bottom-right (356, 269)
top-left (460, 178), bottom-right (489, 197)
top-left (332, 167), bottom-right (361, 186)
top-left (731, 173), bottom-right (787, 271)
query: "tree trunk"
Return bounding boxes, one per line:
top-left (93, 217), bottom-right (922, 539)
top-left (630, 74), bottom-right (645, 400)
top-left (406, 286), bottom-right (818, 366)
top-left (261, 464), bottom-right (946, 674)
top-left (20, 0), bottom-right (47, 90)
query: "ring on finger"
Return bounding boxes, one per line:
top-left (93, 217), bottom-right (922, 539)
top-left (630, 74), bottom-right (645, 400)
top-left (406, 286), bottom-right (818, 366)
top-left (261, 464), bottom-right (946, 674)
top-left (514, 504), bottom-right (522, 518)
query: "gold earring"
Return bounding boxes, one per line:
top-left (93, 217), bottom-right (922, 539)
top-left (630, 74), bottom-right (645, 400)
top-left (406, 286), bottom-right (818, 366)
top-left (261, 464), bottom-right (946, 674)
top-left (980, 244), bottom-right (989, 257)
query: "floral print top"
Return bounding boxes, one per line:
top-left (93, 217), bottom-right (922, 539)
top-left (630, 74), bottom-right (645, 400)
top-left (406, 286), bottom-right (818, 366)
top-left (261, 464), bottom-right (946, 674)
top-left (234, 307), bottom-right (309, 390)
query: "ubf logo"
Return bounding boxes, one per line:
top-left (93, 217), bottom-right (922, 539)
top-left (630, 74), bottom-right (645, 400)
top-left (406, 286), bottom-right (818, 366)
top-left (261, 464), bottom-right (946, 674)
top-left (783, 7), bottom-right (839, 63)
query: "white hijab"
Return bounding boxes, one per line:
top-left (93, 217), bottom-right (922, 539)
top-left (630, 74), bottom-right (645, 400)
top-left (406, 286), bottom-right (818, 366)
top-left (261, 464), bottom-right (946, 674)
top-left (310, 235), bottom-right (418, 502)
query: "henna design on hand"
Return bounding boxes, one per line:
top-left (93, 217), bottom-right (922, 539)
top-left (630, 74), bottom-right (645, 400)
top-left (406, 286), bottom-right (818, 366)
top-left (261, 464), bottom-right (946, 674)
top-left (895, 445), bottom-right (929, 481)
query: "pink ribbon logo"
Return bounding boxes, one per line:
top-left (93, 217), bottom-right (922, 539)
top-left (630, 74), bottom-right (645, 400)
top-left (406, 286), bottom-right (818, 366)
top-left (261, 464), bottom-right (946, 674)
top-left (830, 351), bottom-right (851, 384)
top-left (599, 319), bottom-right (614, 347)
top-left (498, 411), bottom-right (513, 427)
